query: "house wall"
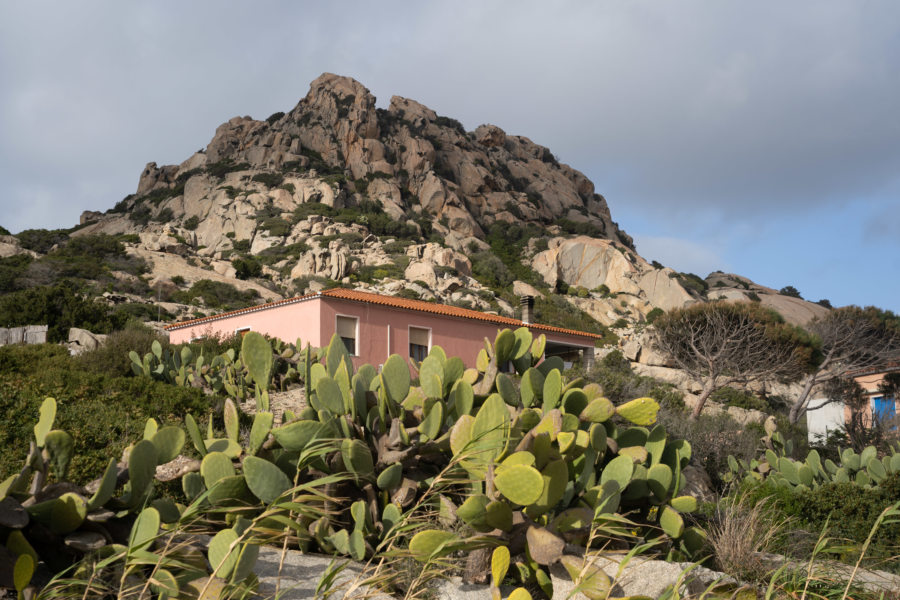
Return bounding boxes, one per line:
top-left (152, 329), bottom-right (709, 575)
top-left (167, 298), bottom-right (324, 347)
top-left (846, 371), bottom-right (899, 425)
top-left (807, 398), bottom-right (846, 444)
top-left (167, 295), bottom-right (598, 372)
top-left (318, 297), bottom-right (595, 370)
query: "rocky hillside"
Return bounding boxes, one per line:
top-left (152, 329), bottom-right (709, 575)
top-left (1, 73), bottom-right (829, 335)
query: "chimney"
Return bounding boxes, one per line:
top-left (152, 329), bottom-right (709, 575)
top-left (520, 295), bottom-right (535, 325)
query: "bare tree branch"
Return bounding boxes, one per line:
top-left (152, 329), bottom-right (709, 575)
top-left (788, 306), bottom-right (900, 424)
top-left (652, 302), bottom-right (805, 419)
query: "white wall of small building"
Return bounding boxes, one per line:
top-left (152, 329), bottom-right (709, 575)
top-left (806, 398), bottom-right (845, 444)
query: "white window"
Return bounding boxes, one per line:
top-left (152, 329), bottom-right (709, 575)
top-left (336, 315), bottom-right (359, 356)
top-left (409, 326), bottom-right (431, 362)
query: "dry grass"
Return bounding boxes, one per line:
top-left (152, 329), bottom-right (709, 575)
top-left (707, 491), bottom-right (789, 583)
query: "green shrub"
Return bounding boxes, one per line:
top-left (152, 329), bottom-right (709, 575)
top-left (646, 307), bottom-right (664, 324)
top-left (205, 158), bottom-right (250, 178)
top-left (556, 218), bottom-right (605, 238)
top-left (171, 279), bottom-right (260, 310)
top-left (0, 283), bottom-right (127, 342)
top-left (266, 111), bottom-right (285, 124)
top-left (747, 473), bottom-right (900, 569)
top-left (676, 272), bottom-right (709, 296)
top-left (0, 253), bottom-right (33, 291)
top-left (232, 239), bottom-right (251, 252)
top-left (128, 203), bottom-right (152, 226)
top-left (152, 207), bottom-right (174, 223)
top-left (16, 228), bottom-right (71, 253)
top-left (660, 409), bottom-right (760, 490)
top-left (0, 343), bottom-right (211, 483)
top-left (260, 216), bottom-right (291, 237)
top-left (251, 172), bottom-right (285, 187)
top-left (183, 215), bottom-right (200, 230)
top-left (0, 225), bottom-right (10, 235)
top-left (37, 234), bottom-right (147, 281)
top-left (779, 285), bottom-right (803, 299)
top-left (232, 256), bottom-right (263, 280)
top-left (75, 320), bottom-right (167, 377)
top-left (171, 275), bottom-right (185, 286)
top-left (257, 242), bottom-right (310, 266)
top-left (471, 251), bottom-right (513, 289)
top-left (532, 294), bottom-right (616, 344)
top-left (710, 386), bottom-right (769, 412)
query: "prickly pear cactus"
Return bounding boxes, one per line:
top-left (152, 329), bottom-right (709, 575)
top-left (726, 428), bottom-right (900, 491)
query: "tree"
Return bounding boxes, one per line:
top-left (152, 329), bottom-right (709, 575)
top-left (788, 306), bottom-right (900, 424)
top-left (652, 302), bottom-right (807, 419)
top-left (779, 285), bottom-right (803, 299)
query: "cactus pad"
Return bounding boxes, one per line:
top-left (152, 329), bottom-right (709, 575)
top-left (495, 464), bottom-right (543, 505)
top-left (615, 397), bottom-right (659, 425)
top-left (409, 529), bottom-right (459, 562)
top-left (243, 456), bottom-right (293, 503)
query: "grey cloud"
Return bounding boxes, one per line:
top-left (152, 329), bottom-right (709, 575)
top-left (1, 1), bottom-right (899, 236)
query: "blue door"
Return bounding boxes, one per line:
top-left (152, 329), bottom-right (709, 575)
top-left (872, 396), bottom-right (897, 423)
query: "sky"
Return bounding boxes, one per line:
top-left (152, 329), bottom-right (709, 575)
top-left (1, 1), bottom-right (898, 312)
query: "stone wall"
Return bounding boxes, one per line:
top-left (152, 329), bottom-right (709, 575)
top-left (0, 325), bottom-right (48, 346)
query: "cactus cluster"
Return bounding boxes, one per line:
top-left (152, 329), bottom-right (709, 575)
top-left (128, 335), bottom-right (309, 402)
top-left (176, 328), bottom-right (700, 589)
top-left (0, 398), bottom-right (259, 598)
top-left (727, 430), bottom-right (900, 491)
top-left (4, 328), bottom-right (701, 597)
top-left (407, 327), bottom-right (701, 593)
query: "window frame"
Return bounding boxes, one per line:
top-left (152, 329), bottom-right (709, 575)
top-left (408, 325), bottom-right (432, 362)
top-left (335, 313), bottom-right (360, 357)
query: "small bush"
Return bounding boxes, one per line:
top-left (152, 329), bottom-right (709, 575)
top-left (75, 320), bottom-right (167, 377)
top-left (556, 218), bottom-right (605, 238)
top-left (710, 386), bottom-right (769, 412)
top-left (260, 217), bottom-right (291, 237)
top-left (0, 343), bottom-right (211, 483)
top-left (152, 207), bottom-right (174, 223)
top-left (676, 272), bottom-right (709, 296)
top-left (16, 228), bottom-right (71, 253)
top-left (232, 256), bottom-right (263, 280)
top-left (645, 307), bottom-right (664, 324)
top-left (251, 172), bottom-right (285, 188)
top-left (183, 215), bottom-right (200, 230)
top-left (0, 283), bottom-right (127, 342)
top-left (779, 285), bottom-right (803, 299)
top-left (171, 279), bottom-right (260, 310)
top-left (205, 158), bottom-right (250, 178)
top-left (266, 111), bottom-right (285, 124)
top-left (659, 408), bottom-right (759, 490)
top-left (747, 472), bottom-right (900, 569)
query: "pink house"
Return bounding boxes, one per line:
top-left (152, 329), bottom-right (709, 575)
top-left (165, 288), bottom-right (600, 369)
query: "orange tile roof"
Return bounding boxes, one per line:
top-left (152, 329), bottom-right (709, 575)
top-left (164, 293), bottom-right (318, 331)
top-left (165, 287), bottom-right (603, 340)
top-left (319, 288), bottom-right (603, 339)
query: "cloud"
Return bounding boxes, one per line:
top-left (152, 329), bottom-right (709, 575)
top-left (631, 235), bottom-right (729, 277)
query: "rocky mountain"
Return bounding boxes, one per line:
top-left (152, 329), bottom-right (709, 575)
top-left (1, 73), bottom-right (829, 338)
